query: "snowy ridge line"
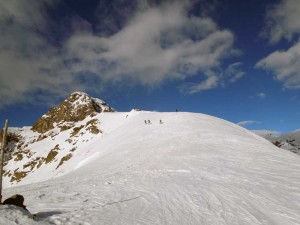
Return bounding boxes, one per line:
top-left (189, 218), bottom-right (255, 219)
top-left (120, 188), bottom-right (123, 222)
top-left (1, 110), bottom-right (300, 224)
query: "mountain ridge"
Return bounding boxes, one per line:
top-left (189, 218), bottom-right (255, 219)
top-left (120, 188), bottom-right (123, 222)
top-left (1, 92), bottom-right (116, 186)
top-left (252, 129), bottom-right (300, 155)
top-left (2, 105), bottom-right (300, 224)
top-left (31, 92), bottom-right (115, 133)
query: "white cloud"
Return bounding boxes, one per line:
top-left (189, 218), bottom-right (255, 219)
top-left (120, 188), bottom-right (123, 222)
top-left (65, 3), bottom-right (237, 85)
top-left (249, 92), bottom-right (267, 99)
top-left (257, 92), bottom-right (267, 99)
top-left (257, 0), bottom-right (300, 89)
top-left (0, 0), bottom-right (83, 106)
top-left (0, 0), bottom-right (241, 107)
top-left (256, 42), bottom-right (300, 89)
top-left (237, 120), bottom-right (262, 127)
top-left (224, 62), bottom-right (245, 83)
top-left (180, 74), bottom-right (219, 94)
top-left (262, 0), bottom-right (300, 43)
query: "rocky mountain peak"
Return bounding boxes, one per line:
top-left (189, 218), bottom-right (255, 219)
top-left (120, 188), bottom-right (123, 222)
top-left (32, 92), bottom-right (115, 133)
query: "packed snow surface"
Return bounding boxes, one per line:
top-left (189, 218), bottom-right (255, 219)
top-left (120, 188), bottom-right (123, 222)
top-left (2, 111), bottom-right (300, 224)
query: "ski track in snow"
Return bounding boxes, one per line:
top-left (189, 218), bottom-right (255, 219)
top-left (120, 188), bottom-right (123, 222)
top-left (2, 111), bottom-right (300, 225)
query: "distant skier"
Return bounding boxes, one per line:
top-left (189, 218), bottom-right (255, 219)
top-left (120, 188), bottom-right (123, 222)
top-left (148, 120), bottom-right (151, 124)
top-left (176, 109), bottom-right (178, 112)
top-left (159, 120), bottom-right (163, 124)
top-left (144, 120), bottom-right (147, 124)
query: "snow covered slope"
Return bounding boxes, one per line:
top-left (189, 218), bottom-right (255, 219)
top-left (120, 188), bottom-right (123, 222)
top-left (1, 92), bottom-right (115, 187)
top-left (2, 110), bottom-right (300, 225)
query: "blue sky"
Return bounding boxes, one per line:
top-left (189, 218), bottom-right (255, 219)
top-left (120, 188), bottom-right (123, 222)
top-left (0, 0), bottom-right (300, 133)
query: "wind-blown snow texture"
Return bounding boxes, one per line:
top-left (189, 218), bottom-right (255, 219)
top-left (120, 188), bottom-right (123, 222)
top-left (2, 111), bottom-right (300, 225)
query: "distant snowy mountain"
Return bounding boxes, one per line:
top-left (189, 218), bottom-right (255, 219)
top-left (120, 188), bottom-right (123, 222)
top-left (276, 130), bottom-right (300, 155)
top-left (253, 130), bottom-right (300, 155)
top-left (1, 93), bottom-right (300, 224)
top-left (251, 130), bottom-right (281, 139)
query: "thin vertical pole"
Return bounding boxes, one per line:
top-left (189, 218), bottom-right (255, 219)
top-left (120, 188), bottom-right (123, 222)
top-left (0, 119), bottom-right (9, 204)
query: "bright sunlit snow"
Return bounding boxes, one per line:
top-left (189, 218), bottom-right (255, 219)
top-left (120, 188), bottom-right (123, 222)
top-left (2, 111), bottom-right (300, 224)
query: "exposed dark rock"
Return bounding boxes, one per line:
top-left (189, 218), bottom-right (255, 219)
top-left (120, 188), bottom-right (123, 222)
top-left (10, 170), bottom-right (29, 182)
top-left (0, 131), bottom-right (20, 144)
top-left (71, 125), bottom-right (85, 137)
top-left (273, 141), bottom-right (282, 148)
top-left (2, 194), bottom-right (28, 211)
top-left (45, 145), bottom-right (60, 164)
top-left (56, 153), bottom-right (73, 169)
top-left (87, 125), bottom-right (101, 134)
top-left (32, 92), bottom-right (115, 133)
top-left (85, 119), bottom-right (101, 134)
top-left (23, 160), bottom-right (38, 171)
top-left (37, 157), bottom-right (45, 169)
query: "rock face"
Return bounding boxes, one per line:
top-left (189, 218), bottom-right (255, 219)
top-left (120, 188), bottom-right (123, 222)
top-left (32, 92), bottom-right (115, 133)
top-left (2, 194), bottom-right (27, 211)
top-left (2, 92), bottom-right (114, 186)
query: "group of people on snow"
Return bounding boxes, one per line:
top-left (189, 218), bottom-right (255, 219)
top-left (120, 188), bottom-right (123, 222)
top-left (144, 120), bottom-right (163, 124)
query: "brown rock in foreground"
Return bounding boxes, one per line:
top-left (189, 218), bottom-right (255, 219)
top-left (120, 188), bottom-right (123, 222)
top-left (2, 194), bottom-right (27, 211)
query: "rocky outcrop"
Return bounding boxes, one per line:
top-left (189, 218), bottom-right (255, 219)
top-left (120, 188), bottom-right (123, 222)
top-left (32, 92), bottom-right (115, 133)
top-left (2, 194), bottom-right (27, 211)
top-left (3, 92), bottom-right (114, 186)
top-left (0, 130), bottom-right (20, 145)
